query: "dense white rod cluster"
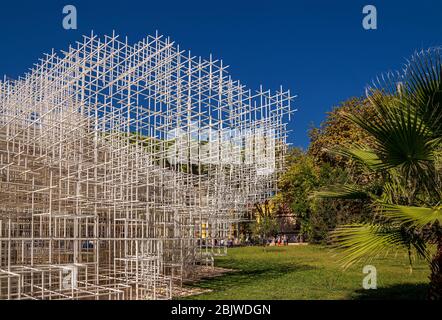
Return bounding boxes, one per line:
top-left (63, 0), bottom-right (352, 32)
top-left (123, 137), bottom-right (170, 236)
top-left (0, 32), bottom-right (294, 299)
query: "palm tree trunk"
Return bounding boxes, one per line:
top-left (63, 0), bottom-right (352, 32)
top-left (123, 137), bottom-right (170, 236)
top-left (428, 239), bottom-right (442, 300)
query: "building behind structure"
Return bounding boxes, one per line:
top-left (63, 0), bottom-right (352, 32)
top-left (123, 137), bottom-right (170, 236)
top-left (0, 32), bottom-right (293, 299)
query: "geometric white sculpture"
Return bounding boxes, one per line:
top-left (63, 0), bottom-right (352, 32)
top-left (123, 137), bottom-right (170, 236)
top-left (0, 32), bottom-right (293, 299)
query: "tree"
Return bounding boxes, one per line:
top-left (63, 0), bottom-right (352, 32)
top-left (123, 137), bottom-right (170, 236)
top-left (251, 200), bottom-right (280, 245)
top-left (276, 149), bottom-right (317, 238)
top-left (308, 97), bottom-right (376, 168)
top-left (274, 148), bottom-right (369, 242)
top-left (315, 48), bottom-right (442, 300)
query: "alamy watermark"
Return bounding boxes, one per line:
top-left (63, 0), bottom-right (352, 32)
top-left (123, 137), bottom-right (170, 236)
top-left (62, 5), bottom-right (77, 30)
top-left (362, 265), bottom-right (377, 289)
top-left (62, 265), bottom-right (78, 289)
top-left (362, 5), bottom-right (377, 30)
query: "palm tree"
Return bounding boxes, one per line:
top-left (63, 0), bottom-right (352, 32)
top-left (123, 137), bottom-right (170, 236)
top-left (315, 48), bottom-right (442, 300)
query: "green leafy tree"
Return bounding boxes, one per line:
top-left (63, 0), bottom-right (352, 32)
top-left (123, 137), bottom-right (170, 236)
top-left (275, 148), bottom-right (368, 242)
top-left (251, 200), bottom-right (280, 245)
top-left (309, 97), bottom-right (376, 168)
top-left (276, 149), bottom-right (317, 237)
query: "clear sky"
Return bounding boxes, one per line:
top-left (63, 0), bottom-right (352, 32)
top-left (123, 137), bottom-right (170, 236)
top-left (0, 0), bottom-right (441, 148)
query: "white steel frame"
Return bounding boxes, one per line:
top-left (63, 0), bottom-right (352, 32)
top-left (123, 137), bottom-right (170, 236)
top-left (0, 32), bottom-right (294, 300)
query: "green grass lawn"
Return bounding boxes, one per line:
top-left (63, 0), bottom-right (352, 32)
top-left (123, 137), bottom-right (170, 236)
top-left (182, 245), bottom-right (430, 300)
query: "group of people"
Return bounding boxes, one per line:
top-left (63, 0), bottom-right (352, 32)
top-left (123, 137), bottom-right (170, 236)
top-left (269, 235), bottom-right (289, 246)
top-left (219, 239), bottom-right (235, 247)
top-left (200, 234), bottom-right (299, 247)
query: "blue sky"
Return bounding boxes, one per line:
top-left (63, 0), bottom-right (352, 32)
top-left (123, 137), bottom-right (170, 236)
top-left (1, 0), bottom-right (441, 148)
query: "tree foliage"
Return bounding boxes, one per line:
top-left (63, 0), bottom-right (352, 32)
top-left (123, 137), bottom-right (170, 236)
top-left (275, 147), bottom-right (370, 242)
top-left (251, 200), bottom-right (280, 245)
top-left (308, 97), bottom-right (376, 168)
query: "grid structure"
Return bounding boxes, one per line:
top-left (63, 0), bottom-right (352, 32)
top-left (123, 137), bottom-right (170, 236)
top-left (0, 32), bottom-right (293, 300)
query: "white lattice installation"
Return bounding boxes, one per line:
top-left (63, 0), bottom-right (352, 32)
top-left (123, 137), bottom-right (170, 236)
top-left (0, 32), bottom-right (293, 299)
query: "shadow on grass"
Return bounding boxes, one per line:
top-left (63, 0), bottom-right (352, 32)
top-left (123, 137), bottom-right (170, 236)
top-left (258, 247), bottom-right (287, 252)
top-left (184, 263), bottom-right (316, 293)
top-left (353, 283), bottom-right (429, 300)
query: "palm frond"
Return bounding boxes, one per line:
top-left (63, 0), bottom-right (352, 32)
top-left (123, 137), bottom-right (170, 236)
top-left (330, 223), bottom-right (430, 269)
top-left (327, 144), bottom-right (382, 171)
top-left (313, 185), bottom-right (372, 200)
top-left (403, 48), bottom-right (442, 137)
top-left (342, 94), bottom-right (439, 193)
top-left (379, 203), bottom-right (442, 228)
